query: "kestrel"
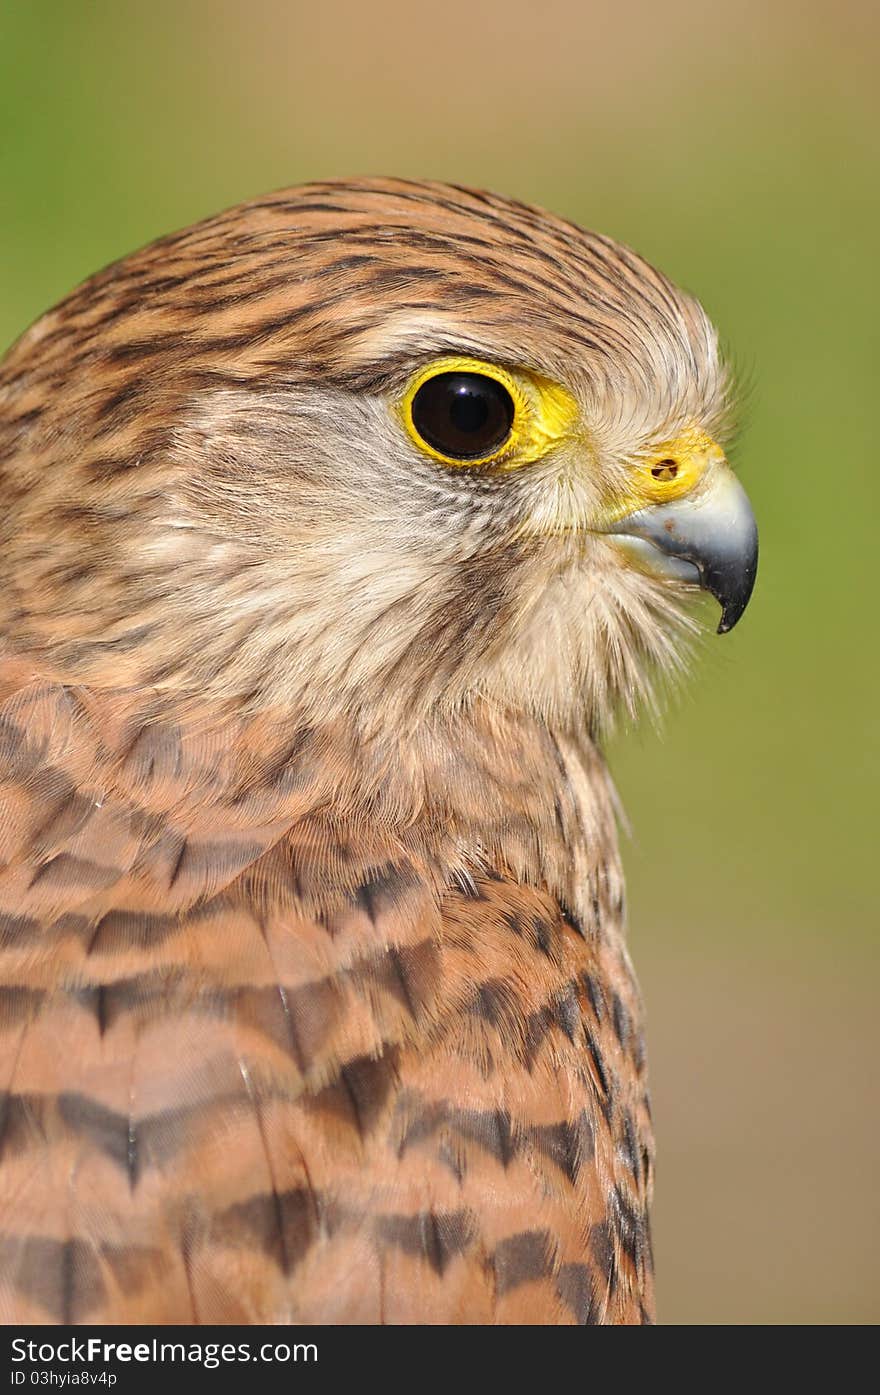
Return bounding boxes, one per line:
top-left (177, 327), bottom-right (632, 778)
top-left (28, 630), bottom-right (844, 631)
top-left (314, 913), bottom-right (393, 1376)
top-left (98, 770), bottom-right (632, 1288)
top-left (0, 179), bottom-right (756, 1325)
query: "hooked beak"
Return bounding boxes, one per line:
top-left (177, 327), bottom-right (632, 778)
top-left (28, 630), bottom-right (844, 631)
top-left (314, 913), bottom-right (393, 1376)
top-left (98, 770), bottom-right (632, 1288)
top-left (601, 430), bottom-right (758, 633)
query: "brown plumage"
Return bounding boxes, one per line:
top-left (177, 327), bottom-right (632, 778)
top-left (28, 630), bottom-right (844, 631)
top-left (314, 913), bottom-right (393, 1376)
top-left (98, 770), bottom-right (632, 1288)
top-left (0, 179), bottom-right (755, 1324)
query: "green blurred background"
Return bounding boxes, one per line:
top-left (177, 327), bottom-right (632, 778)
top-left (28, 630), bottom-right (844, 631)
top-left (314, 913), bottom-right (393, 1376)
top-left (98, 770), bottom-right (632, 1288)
top-left (1, 0), bottom-right (877, 1324)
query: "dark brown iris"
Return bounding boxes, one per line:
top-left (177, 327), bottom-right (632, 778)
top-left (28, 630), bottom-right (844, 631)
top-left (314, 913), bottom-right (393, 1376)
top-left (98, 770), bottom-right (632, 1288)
top-left (411, 372), bottom-right (515, 459)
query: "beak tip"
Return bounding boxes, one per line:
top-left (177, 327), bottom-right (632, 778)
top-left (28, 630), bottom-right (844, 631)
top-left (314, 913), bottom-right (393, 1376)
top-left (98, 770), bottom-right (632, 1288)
top-left (716, 595), bottom-right (752, 634)
top-left (716, 609), bottom-right (738, 635)
top-left (709, 540), bottom-right (759, 635)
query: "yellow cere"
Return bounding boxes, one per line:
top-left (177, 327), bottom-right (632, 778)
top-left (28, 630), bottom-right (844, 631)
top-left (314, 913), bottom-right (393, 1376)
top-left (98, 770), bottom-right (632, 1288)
top-left (611, 426), bottom-right (728, 517)
top-left (399, 356), bottom-right (580, 470)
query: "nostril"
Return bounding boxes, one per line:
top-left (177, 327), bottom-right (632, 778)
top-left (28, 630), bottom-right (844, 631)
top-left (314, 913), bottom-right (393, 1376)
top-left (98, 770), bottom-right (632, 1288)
top-left (651, 459), bottom-right (679, 481)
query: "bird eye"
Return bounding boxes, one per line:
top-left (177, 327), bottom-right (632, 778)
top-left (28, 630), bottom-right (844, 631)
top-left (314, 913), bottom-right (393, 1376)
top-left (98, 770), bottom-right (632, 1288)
top-left (399, 356), bottom-right (579, 472)
top-left (409, 371), bottom-right (515, 461)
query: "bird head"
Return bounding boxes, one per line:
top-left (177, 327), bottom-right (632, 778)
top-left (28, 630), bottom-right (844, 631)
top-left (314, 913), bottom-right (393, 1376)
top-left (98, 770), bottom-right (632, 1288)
top-left (0, 179), bottom-right (756, 735)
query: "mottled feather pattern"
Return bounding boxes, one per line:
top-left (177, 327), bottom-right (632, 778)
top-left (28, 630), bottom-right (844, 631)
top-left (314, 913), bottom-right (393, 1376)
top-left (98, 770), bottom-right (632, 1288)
top-left (0, 178), bottom-right (732, 1323)
top-left (0, 680), bottom-right (651, 1323)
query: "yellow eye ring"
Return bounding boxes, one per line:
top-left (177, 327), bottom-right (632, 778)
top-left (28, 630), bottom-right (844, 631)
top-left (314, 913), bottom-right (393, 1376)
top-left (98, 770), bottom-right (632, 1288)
top-left (401, 356), bottom-right (524, 467)
top-left (399, 356), bottom-right (579, 470)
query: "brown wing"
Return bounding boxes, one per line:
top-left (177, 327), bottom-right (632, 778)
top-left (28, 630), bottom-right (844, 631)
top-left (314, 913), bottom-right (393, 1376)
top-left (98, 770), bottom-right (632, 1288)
top-left (0, 673), bottom-right (653, 1324)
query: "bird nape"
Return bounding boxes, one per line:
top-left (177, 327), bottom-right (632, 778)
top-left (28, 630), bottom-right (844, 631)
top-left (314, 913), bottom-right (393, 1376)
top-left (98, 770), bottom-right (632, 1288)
top-left (0, 178), bottom-right (756, 1325)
